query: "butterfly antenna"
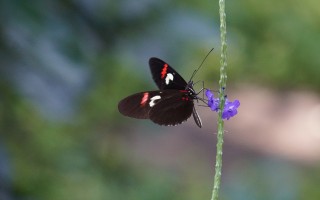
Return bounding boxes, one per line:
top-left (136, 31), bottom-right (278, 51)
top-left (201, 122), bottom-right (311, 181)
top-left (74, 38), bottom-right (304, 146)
top-left (189, 48), bottom-right (214, 82)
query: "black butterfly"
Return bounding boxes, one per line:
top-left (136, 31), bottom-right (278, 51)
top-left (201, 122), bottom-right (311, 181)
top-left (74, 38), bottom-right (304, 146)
top-left (118, 57), bottom-right (202, 128)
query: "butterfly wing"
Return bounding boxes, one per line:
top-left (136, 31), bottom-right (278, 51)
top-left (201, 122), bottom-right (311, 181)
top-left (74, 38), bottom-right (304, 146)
top-left (149, 57), bottom-right (188, 90)
top-left (149, 90), bottom-right (194, 126)
top-left (118, 90), bottom-right (201, 127)
top-left (118, 91), bottom-right (162, 119)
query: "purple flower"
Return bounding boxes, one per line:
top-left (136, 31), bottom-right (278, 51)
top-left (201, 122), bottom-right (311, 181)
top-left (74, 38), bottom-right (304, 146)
top-left (205, 89), bottom-right (240, 120)
top-left (205, 90), bottom-right (220, 111)
top-left (222, 99), bottom-right (240, 120)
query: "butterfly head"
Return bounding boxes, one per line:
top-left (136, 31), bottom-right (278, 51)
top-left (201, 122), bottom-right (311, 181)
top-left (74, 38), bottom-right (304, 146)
top-left (185, 81), bottom-right (198, 99)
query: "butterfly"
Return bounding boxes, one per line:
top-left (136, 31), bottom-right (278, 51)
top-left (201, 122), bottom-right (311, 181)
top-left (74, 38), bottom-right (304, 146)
top-left (118, 57), bottom-right (202, 128)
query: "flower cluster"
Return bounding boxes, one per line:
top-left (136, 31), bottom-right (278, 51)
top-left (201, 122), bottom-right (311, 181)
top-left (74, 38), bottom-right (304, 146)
top-left (205, 89), bottom-right (240, 120)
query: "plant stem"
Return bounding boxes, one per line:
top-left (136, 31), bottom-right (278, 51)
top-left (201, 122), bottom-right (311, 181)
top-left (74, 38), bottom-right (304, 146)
top-left (211, 0), bottom-right (227, 199)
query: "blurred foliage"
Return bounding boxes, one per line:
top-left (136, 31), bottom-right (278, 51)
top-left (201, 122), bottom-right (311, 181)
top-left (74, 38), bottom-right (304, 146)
top-left (1, 0), bottom-right (320, 200)
top-left (226, 0), bottom-right (320, 91)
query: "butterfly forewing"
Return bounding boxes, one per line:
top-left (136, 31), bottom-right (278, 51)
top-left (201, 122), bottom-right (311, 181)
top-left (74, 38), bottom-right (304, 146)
top-left (118, 91), bottom-right (162, 119)
top-left (149, 57), bottom-right (187, 90)
top-left (149, 90), bottom-right (194, 126)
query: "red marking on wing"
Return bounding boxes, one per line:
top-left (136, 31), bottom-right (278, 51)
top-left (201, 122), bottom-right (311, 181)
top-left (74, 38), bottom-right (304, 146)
top-left (140, 92), bottom-right (149, 106)
top-left (160, 64), bottom-right (168, 79)
top-left (179, 90), bottom-right (187, 93)
top-left (181, 97), bottom-right (189, 101)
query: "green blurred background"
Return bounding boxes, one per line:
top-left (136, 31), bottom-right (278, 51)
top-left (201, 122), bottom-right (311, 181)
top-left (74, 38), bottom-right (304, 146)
top-left (1, 0), bottom-right (320, 200)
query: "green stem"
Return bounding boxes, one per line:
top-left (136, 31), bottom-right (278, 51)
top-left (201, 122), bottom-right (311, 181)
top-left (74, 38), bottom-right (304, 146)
top-left (211, 0), bottom-right (227, 199)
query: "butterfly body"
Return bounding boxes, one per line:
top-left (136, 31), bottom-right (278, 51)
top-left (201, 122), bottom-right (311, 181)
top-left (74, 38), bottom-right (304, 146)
top-left (118, 57), bottom-right (202, 127)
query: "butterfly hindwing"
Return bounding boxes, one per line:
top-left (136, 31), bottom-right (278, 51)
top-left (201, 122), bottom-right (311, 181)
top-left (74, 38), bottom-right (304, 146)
top-left (149, 90), bottom-right (194, 126)
top-left (149, 57), bottom-right (187, 90)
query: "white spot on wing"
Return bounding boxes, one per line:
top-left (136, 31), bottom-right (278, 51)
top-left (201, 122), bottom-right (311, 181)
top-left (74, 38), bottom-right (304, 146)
top-left (149, 95), bottom-right (161, 107)
top-left (165, 73), bottom-right (174, 85)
